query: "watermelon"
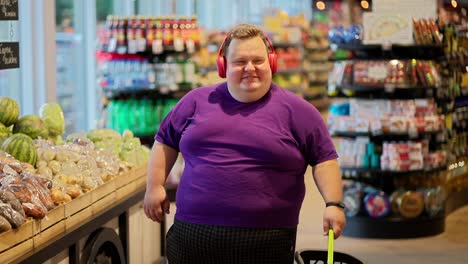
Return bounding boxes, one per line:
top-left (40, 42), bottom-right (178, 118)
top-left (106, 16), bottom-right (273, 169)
top-left (39, 102), bottom-right (65, 136)
top-left (1, 133), bottom-right (37, 165)
top-left (0, 97), bottom-right (20, 126)
top-left (13, 115), bottom-right (49, 139)
top-left (0, 122), bottom-right (11, 146)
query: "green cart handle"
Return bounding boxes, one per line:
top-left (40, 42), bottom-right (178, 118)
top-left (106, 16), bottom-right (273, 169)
top-left (328, 229), bottom-right (334, 264)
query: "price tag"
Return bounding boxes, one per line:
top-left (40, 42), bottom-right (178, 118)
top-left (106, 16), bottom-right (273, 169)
top-left (174, 38), bottom-right (184, 52)
top-left (152, 39), bottom-right (164, 54)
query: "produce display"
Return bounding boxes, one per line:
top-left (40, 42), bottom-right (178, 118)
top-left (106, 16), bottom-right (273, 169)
top-left (0, 97), bottom-right (150, 235)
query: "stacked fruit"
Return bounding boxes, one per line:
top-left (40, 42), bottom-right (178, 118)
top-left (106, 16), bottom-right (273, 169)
top-left (0, 97), bottom-right (151, 234)
top-left (0, 97), bottom-right (66, 166)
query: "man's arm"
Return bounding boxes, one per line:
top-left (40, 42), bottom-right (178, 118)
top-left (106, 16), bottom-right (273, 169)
top-left (144, 142), bottom-right (179, 222)
top-left (312, 158), bottom-right (346, 238)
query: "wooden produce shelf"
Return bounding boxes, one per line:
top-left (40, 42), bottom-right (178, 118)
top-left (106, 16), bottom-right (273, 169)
top-left (0, 164), bottom-right (148, 264)
top-left (0, 239), bottom-right (33, 264)
top-left (64, 190), bottom-right (92, 217)
top-left (0, 219), bottom-right (34, 253)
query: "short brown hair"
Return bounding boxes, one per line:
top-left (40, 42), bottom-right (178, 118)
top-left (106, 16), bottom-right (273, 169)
top-left (222, 23), bottom-right (270, 56)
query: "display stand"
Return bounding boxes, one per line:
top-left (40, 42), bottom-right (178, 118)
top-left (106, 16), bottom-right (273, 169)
top-left (0, 166), bottom-right (149, 264)
top-left (328, 42), bottom-right (458, 238)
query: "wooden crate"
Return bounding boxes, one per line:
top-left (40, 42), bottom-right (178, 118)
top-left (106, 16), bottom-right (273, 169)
top-left (33, 205), bottom-right (65, 234)
top-left (32, 220), bottom-right (66, 249)
top-left (64, 190), bottom-right (92, 217)
top-left (135, 174), bottom-right (147, 189)
top-left (116, 180), bottom-right (138, 201)
top-left (0, 219), bottom-right (34, 253)
top-left (115, 172), bottom-right (131, 189)
top-left (0, 238), bottom-right (33, 263)
top-left (65, 205), bottom-right (93, 232)
top-left (91, 179), bottom-right (116, 203)
top-left (134, 165), bottom-right (148, 179)
top-left (92, 191), bottom-right (117, 216)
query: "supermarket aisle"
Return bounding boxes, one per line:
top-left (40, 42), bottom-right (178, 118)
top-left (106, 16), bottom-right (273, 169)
top-left (297, 167), bottom-right (468, 264)
top-left (164, 166), bottom-right (468, 263)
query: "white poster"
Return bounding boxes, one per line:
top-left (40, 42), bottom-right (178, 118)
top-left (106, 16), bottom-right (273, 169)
top-left (363, 12), bottom-right (414, 45)
top-left (372, 0), bottom-right (437, 19)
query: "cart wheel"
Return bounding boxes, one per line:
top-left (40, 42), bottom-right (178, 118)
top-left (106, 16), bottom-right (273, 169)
top-left (81, 227), bottom-right (126, 264)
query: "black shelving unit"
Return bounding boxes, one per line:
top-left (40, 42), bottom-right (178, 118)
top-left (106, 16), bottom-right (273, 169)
top-left (329, 85), bottom-right (437, 99)
top-left (330, 43), bottom-right (446, 60)
top-left (329, 42), bottom-right (453, 238)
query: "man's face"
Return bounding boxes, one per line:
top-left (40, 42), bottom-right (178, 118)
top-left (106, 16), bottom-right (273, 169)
top-left (225, 36), bottom-right (272, 102)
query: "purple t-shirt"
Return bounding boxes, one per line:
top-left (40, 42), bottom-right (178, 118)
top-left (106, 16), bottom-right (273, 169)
top-left (155, 82), bottom-right (338, 228)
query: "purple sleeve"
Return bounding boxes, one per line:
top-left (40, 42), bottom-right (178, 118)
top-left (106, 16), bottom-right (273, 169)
top-left (155, 93), bottom-right (196, 151)
top-left (294, 100), bottom-right (338, 166)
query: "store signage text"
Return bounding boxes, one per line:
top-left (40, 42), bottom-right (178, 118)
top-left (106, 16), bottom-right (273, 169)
top-left (0, 0), bottom-right (18, 21)
top-left (0, 42), bottom-right (19, 70)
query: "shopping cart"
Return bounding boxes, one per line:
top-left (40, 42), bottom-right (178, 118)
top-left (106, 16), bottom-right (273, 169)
top-left (295, 229), bottom-right (364, 264)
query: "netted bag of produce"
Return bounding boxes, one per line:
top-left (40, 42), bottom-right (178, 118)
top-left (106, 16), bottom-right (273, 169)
top-left (0, 174), bottom-right (48, 219)
top-left (95, 149), bottom-right (121, 181)
top-left (49, 178), bottom-right (75, 205)
top-left (21, 172), bottom-right (55, 211)
top-left (0, 202), bottom-right (25, 228)
top-left (0, 189), bottom-right (26, 218)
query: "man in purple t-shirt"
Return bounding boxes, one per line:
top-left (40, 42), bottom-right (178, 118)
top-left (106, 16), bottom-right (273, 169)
top-left (144, 23), bottom-right (345, 264)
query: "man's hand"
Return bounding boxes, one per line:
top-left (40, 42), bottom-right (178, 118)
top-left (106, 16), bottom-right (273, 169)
top-left (323, 206), bottom-right (346, 239)
top-left (144, 184), bottom-right (170, 223)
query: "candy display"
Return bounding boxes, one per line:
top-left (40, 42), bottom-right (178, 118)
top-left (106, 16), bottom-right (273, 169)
top-left (363, 191), bottom-right (391, 218)
top-left (328, 60), bottom-right (441, 89)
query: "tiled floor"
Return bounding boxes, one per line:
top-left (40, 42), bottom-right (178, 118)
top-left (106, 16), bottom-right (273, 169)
top-left (164, 166), bottom-right (468, 264)
top-left (297, 167), bottom-right (468, 264)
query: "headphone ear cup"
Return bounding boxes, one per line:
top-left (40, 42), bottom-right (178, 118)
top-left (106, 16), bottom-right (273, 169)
top-left (268, 53), bottom-right (278, 75)
top-left (216, 56), bottom-right (227, 78)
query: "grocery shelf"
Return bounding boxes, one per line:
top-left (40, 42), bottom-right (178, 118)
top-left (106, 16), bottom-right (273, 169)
top-left (329, 85), bottom-right (436, 99)
top-left (102, 85), bottom-right (192, 100)
top-left (342, 167), bottom-right (447, 175)
top-left (330, 43), bottom-right (446, 60)
top-left (332, 130), bottom-right (443, 140)
top-left (343, 215), bottom-right (445, 238)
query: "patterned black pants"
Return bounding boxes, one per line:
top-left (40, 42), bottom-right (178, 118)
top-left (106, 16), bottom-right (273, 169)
top-left (166, 219), bottom-right (297, 264)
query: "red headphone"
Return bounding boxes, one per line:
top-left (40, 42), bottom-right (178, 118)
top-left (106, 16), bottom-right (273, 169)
top-left (216, 33), bottom-right (278, 78)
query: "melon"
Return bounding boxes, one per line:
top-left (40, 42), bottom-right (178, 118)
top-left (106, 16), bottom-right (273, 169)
top-left (1, 133), bottom-right (37, 165)
top-left (0, 122), bottom-right (11, 146)
top-left (39, 102), bottom-right (65, 136)
top-left (0, 97), bottom-right (20, 126)
top-left (13, 115), bottom-right (49, 139)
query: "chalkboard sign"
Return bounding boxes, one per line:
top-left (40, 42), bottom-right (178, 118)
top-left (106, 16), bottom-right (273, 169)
top-left (0, 42), bottom-right (19, 69)
top-left (0, 0), bottom-right (18, 20)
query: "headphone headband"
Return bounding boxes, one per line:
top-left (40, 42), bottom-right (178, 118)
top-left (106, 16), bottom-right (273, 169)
top-left (218, 33), bottom-right (276, 57)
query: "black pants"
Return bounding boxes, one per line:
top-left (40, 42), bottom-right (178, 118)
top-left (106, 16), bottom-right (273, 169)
top-left (166, 219), bottom-right (297, 264)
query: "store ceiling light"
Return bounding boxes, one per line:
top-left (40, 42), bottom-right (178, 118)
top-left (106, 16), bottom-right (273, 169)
top-left (316, 1), bottom-right (326, 10)
top-left (451, 0), bottom-right (458, 8)
top-left (361, 0), bottom-right (369, 9)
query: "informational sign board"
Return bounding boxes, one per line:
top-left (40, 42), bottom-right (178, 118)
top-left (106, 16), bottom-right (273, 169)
top-left (363, 0), bottom-right (437, 45)
top-left (0, 42), bottom-right (19, 69)
top-left (0, 0), bottom-right (19, 21)
top-left (373, 0), bottom-right (437, 19)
